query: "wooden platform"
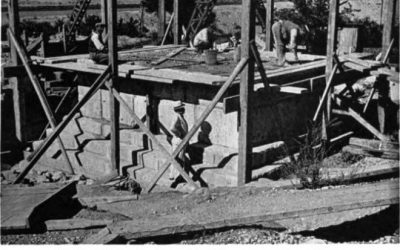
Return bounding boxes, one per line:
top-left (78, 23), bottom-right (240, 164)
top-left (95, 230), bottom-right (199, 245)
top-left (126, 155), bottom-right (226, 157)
top-left (87, 179), bottom-right (398, 242)
top-left (0, 182), bottom-right (75, 232)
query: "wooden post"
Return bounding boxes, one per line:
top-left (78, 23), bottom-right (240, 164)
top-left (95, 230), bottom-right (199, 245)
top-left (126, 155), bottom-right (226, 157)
top-left (264, 0), bottom-right (274, 51)
top-left (101, 0), bottom-right (108, 27)
top-left (325, 0), bottom-right (339, 123)
top-left (381, 0), bottom-right (396, 62)
top-left (238, 0), bottom-right (255, 186)
top-left (173, 0), bottom-right (180, 44)
top-left (158, 0), bottom-right (166, 42)
top-left (108, 0), bottom-right (120, 174)
top-left (146, 94), bottom-right (160, 134)
top-left (8, 0), bottom-right (27, 143)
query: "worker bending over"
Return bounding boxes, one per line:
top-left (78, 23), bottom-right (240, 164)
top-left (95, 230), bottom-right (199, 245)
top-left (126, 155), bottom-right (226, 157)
top-left (89, 23), bottom-right (108, 65)
top-left (169, 101), bottom-right (189, 181)
top-left (272, 19), bottom-right (304, 66)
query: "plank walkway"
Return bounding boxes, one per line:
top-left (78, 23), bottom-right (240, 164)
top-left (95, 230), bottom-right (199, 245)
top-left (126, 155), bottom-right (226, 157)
top-left (95, 179), bottom-right (398, 241)
top-left (0, 182), bottom-right (74, 231)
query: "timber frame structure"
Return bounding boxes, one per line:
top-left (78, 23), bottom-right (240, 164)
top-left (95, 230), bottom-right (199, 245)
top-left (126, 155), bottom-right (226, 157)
top-left (4, 0), bottom-right (398, 192)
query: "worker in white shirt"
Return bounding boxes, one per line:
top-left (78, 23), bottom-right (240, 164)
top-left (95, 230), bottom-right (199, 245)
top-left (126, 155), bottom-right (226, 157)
top-left (192, 24), bottom-right (220, 52)
top-left (89, 23), bottom-right (108, 64)
top-left (169, 101), bottom-right (189, 181)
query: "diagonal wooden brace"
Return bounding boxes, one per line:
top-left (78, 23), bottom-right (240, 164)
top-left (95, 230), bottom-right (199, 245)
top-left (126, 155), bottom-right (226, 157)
top-left (105, 84), bottom-right (198, 191)
top-left (8, 29), bottom-right (75, 175)
top-left (145, 57), bottom-right (249, 193)
top-left (312, 62), bottom-right (339, 122)
top-left (250, 40), bottom-right (270, 91)
top-left (14, 66), bottom-right (112, 183)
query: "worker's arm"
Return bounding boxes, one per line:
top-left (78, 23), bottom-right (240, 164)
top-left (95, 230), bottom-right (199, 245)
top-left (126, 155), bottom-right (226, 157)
top-left (91, 33), bottom-right (105, 51)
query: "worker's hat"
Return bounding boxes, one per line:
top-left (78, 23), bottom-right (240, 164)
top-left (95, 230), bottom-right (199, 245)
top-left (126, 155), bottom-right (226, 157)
top-left (173, 100), bottom-right (185, 111)
top-left (95, 22), bottom-right (106, 28)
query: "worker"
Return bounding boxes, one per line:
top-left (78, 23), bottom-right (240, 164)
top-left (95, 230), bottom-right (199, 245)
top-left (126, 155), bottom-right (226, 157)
top-left (192, 23), bottom-right (222, 52)
top-left (272, 19), bottom-right (304, 66)
top-left (169, 101), bottom-right (189, 181)
top-left (89, 23), bottom-right (108, 65)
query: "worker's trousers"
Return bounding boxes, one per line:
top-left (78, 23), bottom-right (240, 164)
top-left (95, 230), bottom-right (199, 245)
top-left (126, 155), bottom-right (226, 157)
top-left (169, 137), bottom-right (187, 180)
top-left (272, 22), bottom-right (286, 66)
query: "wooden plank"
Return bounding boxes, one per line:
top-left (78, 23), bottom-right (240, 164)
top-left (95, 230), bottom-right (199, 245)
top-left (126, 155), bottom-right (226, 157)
top-left (161, 12), bottom-right (174, 46)
top-left (343, 61), bottom-right (369, 72)
top-left (101, 0), bottom-right (107, 24)
top-left (381, 0), bottom-right (396, 62)
top-left (238, 0), bottom-right (256, 186)
top-left (343, 145), bottom-right (399, 160)
top-left (280, 86), bottom-right (308, 94)
top-left (326, 0), bottom-right (339, 121)
top-left (107, 179), bottom-right (399, 240)
top-left (332, 107), bottom-right (390, 141)
top-left (151, 47), bottom-right (185, 65)
top-left (26, 35), bottom-right (43, 55)
top-left (264, 0), bottom-right (274, 51)
top-left (250, 41), bottom-right (269, 91)
top-left (158, 0), bottom-right (165, 41)
top-left (108, 0), bottom-right (120, 175)
top-left (45, 219), bottom-right (112, 231)
top-left (83, 227), bottom-right (121, 244)
top-left (349, 137), bottom-right (399, 152)
top-left (78, 195), bottom-right (139, 207)
top-left (1, 183), bottom-right (74, 231)
top-left (173, 0), bottom-right (180, 44)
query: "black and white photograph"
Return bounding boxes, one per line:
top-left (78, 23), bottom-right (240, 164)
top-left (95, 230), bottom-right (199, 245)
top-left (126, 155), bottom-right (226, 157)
top-left (0, 0), bottom-right (399, 246)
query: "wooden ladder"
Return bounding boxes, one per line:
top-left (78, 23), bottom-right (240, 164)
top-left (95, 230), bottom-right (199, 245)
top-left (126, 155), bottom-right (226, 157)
top-left (184, 0), bottom-right (216, 42)
top-left (185, 0), bottom-right (267, 42)
top-left (64, 0), bottom-right (92, 53)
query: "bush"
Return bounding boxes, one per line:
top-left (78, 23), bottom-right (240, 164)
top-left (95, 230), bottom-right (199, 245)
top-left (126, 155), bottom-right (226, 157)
top-left (280, 123), bottom-right (327, 189)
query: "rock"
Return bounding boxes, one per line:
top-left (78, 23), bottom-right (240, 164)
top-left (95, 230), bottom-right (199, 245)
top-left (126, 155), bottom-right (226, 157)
top-left (1, 170), bottom-right (17, 182)
top-left (51, 171), bottom-right (66, 182)
top-left (302, 238), bottom-right (327, 244)
top-left (86, 179), bottom-right (95, 185)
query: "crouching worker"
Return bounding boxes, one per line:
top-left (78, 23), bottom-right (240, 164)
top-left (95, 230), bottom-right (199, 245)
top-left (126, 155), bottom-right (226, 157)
top-left (89, 23), bottom-right (108, 65)
top-left (169, 101), bottom-right (189, 181)
top-left (192, 24), bottom-right (220, 52)
top-left (272, 19), bottom-right (305, 66)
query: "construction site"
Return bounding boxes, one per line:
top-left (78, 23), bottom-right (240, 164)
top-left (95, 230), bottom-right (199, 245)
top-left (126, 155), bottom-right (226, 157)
top-left (0, 0), bottom-right (399, 245)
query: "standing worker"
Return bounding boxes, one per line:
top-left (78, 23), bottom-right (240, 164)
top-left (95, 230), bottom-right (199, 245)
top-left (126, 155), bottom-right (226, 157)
top-left (272, 19), bottom-right (304, 66)
top-left (89, 23), bottom-right (108, 65)
top-left (169, 101), bottom-right (189, 181)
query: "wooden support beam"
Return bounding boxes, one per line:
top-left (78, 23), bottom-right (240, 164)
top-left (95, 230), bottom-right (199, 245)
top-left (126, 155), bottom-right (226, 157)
top-left (101, 0), bottom-right (108, 25)
top-left (14, 67), bottom-right (111, 184)
top-left (146, 94), bottom-right (160, 134)
top-left (8, 0), bottom-right (27, 143)
top-left (146, 58), bottom-right (248, 193)
top-left (332, 107), bottom-right (390, 141)
top-left (238, 0), bottom-right (255, 186)
top-left (326, 0), bottom-right (339, 122)
top-left (158, 0), bottom-right (166, 42)
top-left (151, 47), bottom-right (185, 65)
top-left (381, 0), bottom-right (396, 63)
top-left (8, 29), bottom-right (74, 175)
top-left (250, 41), bottom-right (269, 91)
top-left (161, 14), bottom-right (175, 46)
top-left (8, 0), bottom-right (20, 65)
top-left (108, 0), bottom-right (120, 175)
top-left (173, 0), bottom-right (180, 44)
top-left (106, 84), bottom-right (200, 193)
top-left (264, 0), bottom-right (274, 51)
